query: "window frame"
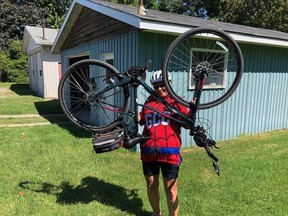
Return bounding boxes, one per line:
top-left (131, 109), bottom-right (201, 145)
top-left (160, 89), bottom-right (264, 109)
top-left (188, 48), bottom-right (228, 90)
top-left (101, 52), bottom-right (115, 84)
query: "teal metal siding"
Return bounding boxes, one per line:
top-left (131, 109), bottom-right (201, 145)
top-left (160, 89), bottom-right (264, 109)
top-left (188, 43), bottom-right (288, 146)
top-left (60, 32), bottom-right (139, 72)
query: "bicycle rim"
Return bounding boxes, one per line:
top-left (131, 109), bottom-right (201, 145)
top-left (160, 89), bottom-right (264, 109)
top-left (58, 59), bottom-right (130, 132)
top-left (162, 27), bottom-right (244, 109)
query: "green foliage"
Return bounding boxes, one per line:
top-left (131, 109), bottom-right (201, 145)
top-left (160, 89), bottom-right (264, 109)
top-left (218, 0), bottom-right (288, 32)
top-left (0, 51), bottom-right (8, 82)
top-left (41, 0), bottom-right (73, 29)
top-left (0, 0), bottom-right (72, 83)
top-left (0, 40), bottom-right (28, 83)
top-left (158, 0), bottom-right (182, 13)
top-left (0, 0), bottom-right (72, 50)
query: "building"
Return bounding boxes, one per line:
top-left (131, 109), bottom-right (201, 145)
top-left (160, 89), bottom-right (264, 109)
top-left (52, 0), bottom-right (288, 146)
top-left (22, 26), bottom-right (61, 98)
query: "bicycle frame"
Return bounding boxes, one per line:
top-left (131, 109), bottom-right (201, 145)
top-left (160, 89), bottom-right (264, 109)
top-left (95, 68), bottom-right (194, 133)
top-left (93, 64), bottom-right (220, 175)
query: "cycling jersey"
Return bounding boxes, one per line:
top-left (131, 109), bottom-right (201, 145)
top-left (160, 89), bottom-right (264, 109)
top-left (139, 95), bottom-right (189, 165)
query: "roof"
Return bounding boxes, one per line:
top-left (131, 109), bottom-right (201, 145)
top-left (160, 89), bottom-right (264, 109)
top-left (22, 26), bottom-right (59, 53)
top-left (52, 0), bottom-right (288, 53)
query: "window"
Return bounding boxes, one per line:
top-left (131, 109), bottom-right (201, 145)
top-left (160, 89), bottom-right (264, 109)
top-left (189, 48), bottom-right (228, 89)
top-left (102, 53), bottom-right (114, 84)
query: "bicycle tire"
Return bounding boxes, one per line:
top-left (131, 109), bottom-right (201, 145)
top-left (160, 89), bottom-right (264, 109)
top-left (162, 27), bottom-right (244, 109)
top-left (58, 59), bottom-right (130, 132)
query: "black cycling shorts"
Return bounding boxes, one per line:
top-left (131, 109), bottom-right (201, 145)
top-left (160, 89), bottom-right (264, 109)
top-left (142, 161), bottom-right (179, 179)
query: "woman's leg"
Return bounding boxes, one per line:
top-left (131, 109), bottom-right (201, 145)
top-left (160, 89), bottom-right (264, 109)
top-left (145, 175), bottom-right (162, 216)
top-left (163, 177), bottom-right (179, 216)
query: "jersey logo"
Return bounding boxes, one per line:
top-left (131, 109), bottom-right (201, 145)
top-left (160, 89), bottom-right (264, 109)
top-left (145, 111), bottom-right (171, 129)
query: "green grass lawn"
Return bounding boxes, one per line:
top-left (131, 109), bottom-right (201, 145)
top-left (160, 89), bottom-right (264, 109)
top-left (0, 124), bottom-right (287, 216)
top-left (0, 83), bottom-right (62, 115)
top-left (0, 83), bottom-right (287, 215)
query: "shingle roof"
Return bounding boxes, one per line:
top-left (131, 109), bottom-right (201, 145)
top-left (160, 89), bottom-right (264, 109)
top-left (22, 26), bottom-right (59, 53)
top-left (52, 0), bottom-right (288, 53)
top-left (89, 0), bottom-right (288, 41)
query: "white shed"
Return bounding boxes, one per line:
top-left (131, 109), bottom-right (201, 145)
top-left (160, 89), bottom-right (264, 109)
top-left (22, 26), bottom-right (61, 99)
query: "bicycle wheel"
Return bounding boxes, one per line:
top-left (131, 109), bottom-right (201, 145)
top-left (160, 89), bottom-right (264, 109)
top-left (162, 27), bottom-right (244, 109)
top-left (58, 59), bottom-right (130, 132)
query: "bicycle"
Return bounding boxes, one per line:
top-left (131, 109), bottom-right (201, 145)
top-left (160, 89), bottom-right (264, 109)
top-left (58, 27), bottom-right (244, 175)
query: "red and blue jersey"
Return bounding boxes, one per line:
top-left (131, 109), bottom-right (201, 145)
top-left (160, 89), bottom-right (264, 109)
top-left (139, 95), bottom-right (189, 165)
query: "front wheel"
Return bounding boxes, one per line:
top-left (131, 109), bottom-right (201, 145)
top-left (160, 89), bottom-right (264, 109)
top-left (162, 27), bottom-right (244, 109)
top-left (58, 59), bottom-right (130, 132)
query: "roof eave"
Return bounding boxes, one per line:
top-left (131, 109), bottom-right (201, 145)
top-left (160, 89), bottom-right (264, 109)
top-left (52, 0), bottom-right (141, 53)
top-left (140, 19), bottom-right (288, 47)
top-left (52, 1), bottom-right (83, 53)
top-left (21, 27), bottom-right (30, 54)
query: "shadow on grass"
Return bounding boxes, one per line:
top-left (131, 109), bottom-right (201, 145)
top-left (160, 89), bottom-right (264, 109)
top-left (34, 101), bottom-right (91, 138)
top-left (19, 176), bottom-right (150, 215)
top-left (8, 84), bottom-right (91, 138)
top-left (9, 83), bottom-right (37, 96)
top-left (34, 100), bottom-right (63, 115)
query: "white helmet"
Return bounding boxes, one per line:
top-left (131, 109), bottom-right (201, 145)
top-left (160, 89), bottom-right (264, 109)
top-left (150, 70), bottom-right (171, 84)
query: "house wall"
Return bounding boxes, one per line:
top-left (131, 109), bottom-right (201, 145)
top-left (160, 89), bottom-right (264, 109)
top-left (60, 32), bottom-right (139, 73)
top-left (186, 43), bottom-right (288, 145)
top-left (27, 38), bottom-right (41, 93)
top-left (27, 42), bottom-right (61, 98)
top-left (28, 50), bottom-right (42, 97)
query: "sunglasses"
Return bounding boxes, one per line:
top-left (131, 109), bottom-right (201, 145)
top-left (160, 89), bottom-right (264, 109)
top-left (153, 84), bottom-right (165, 89)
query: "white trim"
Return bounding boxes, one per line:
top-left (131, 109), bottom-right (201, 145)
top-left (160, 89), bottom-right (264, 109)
top-left (65, 51), bottom-right (90, 59)
top-left (140, 20), bottom-right (288, 47)
top-left (101, 52), bottom-right (114, 61)
top-left (188, 48), bottom-right (228, 90)
top-left (140, 20), bottom-right (190, 34)
top-left (52, 1), bottom-right (83, 53)
top-left (229, 33), bottom-right (288, 47)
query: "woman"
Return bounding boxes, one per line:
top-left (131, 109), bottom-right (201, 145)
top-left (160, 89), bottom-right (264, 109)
top-left (139, 70), bottom-right (194, 216)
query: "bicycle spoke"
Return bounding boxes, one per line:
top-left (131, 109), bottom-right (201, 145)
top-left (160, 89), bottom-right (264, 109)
top-left (162, 28), bottom-right (243, 109)
top-left (59, 59), bottom-right (129, 132)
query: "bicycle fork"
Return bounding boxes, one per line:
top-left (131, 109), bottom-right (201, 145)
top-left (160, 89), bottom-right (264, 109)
top-left (190, 69), bottom-right (220, 176)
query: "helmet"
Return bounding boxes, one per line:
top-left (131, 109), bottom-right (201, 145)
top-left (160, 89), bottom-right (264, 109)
top-left (150, 70), bottom-right (171, 84)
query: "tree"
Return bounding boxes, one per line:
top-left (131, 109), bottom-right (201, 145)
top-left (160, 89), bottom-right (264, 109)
top-left (142, 0), bottom-right (288, 33)
top-left (217, 0), bottom-right (288, 33)
top-left (0, 0), bottom-right (72, 83)
top-left (0, 0), bottom-right (37, 50)
top-left (0, 40), bottom-right (28, 83)
top-left (0, 0), bottom-right (72, 50)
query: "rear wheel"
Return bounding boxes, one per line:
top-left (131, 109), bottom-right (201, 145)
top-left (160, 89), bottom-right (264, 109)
top-left (58, 59), bottom-right (130, 132)
top-left (162, 27), bottom-right (244, 109)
